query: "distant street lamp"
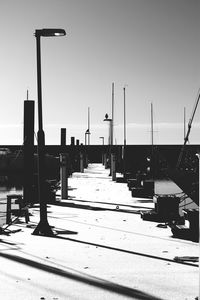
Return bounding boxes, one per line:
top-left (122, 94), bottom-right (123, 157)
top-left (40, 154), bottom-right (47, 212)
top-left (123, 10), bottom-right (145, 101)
top-left (33, 28), bottom-right (66, 236)
top-left (103, 84), bottom-right (114, 176)
top-left (123, 85), bottom-right (127, 176)
top-left (103, 113), bottom-right (113, 175)
top-left (104, 113), bottom-right (112, 145)
top-left (85, 107), bottom-right (91, 145)
top-left (99, 136), bottom-right (104, 145)
top-left (85, 129), bottom-right (91, 145)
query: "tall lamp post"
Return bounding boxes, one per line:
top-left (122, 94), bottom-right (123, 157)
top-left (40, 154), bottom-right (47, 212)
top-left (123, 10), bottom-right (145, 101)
top-left (33, 28), bottom-right (66, 236)
top-left (104, 113), bottom-right (112, 174)
top-left (104, 113), bottom-right (112, 145)
top-left (123, 85), bottom-right (127, 177)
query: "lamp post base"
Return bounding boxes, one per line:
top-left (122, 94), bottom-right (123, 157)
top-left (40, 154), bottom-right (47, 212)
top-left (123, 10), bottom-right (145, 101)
top-left (32, 220), bottom-right (54, 236)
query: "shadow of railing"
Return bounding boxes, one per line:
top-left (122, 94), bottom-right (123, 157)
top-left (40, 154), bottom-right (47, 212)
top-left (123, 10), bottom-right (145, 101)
top-left (53, 236), bottom-right (198, 268)
top-left (52, 201), bottom-right (149, 214)
top-left (0, 252), bottom-right (165, 300)
top-left (55, 198), bottom-right (152, 210)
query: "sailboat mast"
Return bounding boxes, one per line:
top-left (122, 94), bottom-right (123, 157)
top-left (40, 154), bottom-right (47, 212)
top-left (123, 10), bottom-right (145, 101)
top-left (88, 107), bottom-right (90, 145)
top-left (150, 102), bottom-right (154, 179)
top-left (111, 82), bottom-right (114, 146)
top-left (151, 102), bottom-right (153, 147)
top-left (177, 89), bottom-right (200, 168)
top-left (184, 107), bottom-right (186, 141)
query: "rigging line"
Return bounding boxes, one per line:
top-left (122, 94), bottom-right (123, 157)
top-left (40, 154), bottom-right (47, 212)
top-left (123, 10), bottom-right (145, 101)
top-left (34, 131), bottom-right (38, 142)
top-left (8, 142), bottom-right (25, 166)
top-left (154, 192), bottom-right (185, 197)
top-left (176, 88), bottom-right (200, 168)
top-left (179, 201), bottom-right (196, 208)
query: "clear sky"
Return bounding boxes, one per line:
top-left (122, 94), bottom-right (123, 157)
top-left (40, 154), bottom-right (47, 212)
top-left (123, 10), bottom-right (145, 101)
top-left (0, 0), bottom-right (199, 145)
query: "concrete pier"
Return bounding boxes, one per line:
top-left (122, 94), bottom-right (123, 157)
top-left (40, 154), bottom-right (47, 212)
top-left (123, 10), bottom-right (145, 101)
top-left (0, 164), bottom-right (199, 300)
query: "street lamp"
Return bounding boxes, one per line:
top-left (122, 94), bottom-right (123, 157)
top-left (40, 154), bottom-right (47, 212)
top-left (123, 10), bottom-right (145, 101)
top-left (103, 113), bottom-right (112, 145)
top-left (99, 136), bottom-right (104, 145)
top-left (85, 129), bottom-right (91, 145)
top-left (104, 113), bottom-right (113, 175)
top-left (123, 85), bottom-right (127, 177)
top-left (33, 28), bottom-right (66, 236)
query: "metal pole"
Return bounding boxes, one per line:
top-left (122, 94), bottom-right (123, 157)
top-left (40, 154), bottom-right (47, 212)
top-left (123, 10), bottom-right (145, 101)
top-left (33, 33), bottom-right (54, 236)
top-left (88, 107), bottom-right (90, 145)
top-left (123, 86), bottom-right (127, 177)
top-left (151, 102), bottom-right (153, 147)
top-left (184, 107), bottom-right (186, 141)
top-left (123, 86), bottom-right (126, 147)
top-left (150, 102), bottom-right (154, 179)
top-left (109, 120), bottom-right (112, 146)
top-left (111, 83), bottom-right (114, 146)
top-left (198, 154), bottom-right (200, 249)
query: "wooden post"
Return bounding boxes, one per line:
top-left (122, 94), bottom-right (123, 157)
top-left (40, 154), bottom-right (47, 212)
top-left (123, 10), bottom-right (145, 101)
top-left (61, 128), bottom-right (66, 146)
top-left (80, 152), bottom-right (84, 173)
top-left (60, 153), bottom-right (68, 199)
top-left (23, 99), bottom-right (35, 205)
top-left (71, 137), bottom-right (75, 146)
top-left (111, 153), bottom-right (116, 181)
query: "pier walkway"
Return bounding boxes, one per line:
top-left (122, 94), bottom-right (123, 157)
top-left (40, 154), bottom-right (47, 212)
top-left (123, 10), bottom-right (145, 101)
top-left (0, 163), bottom-right (199, 300)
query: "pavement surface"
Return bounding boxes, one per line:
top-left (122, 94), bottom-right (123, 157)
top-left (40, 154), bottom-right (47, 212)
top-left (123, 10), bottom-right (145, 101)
top-left (0, 163), bottom-right (199, 300)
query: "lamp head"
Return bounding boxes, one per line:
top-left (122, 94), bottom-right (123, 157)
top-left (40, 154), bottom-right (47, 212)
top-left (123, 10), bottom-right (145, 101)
top-left (104, 113), bottom-right (112, 121)
top-left (35, 28), bottom-right (66, 37)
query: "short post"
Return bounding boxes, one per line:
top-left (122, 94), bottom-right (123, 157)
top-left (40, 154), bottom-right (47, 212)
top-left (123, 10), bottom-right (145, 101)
top-left (71, 137), bottom-right (75, 146)
top-left (23, 99), bottom-right (35, 205)
top-left (60, 153), bottom-right (68, 199)
top-left (102, 152), bottom-right (105, 165)
top-left (80, 152), bottom-right (84, 173)
top-left (111, 153), bottom-right (116, 181)
top-left (6, 196), bottom-right (12, 224)
top-left (105, 152), bottom-right (109, 169)
top-left (61, 128), bottom-right (66, 146)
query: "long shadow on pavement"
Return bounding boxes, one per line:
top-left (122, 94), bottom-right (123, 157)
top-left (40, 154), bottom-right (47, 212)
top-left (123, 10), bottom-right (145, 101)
top-left (53, 236), bottom-right (198, 268)
top-left (54, 199), bottom-right (152, 210)
top-left (52, 201), bottom-right (145, 214)
top-left (0, 251), bottom-right (165, 300)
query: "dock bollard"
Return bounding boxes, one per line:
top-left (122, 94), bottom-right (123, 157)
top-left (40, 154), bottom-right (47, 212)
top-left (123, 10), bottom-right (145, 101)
top-left (60, 153), bottom-right (69, 199)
